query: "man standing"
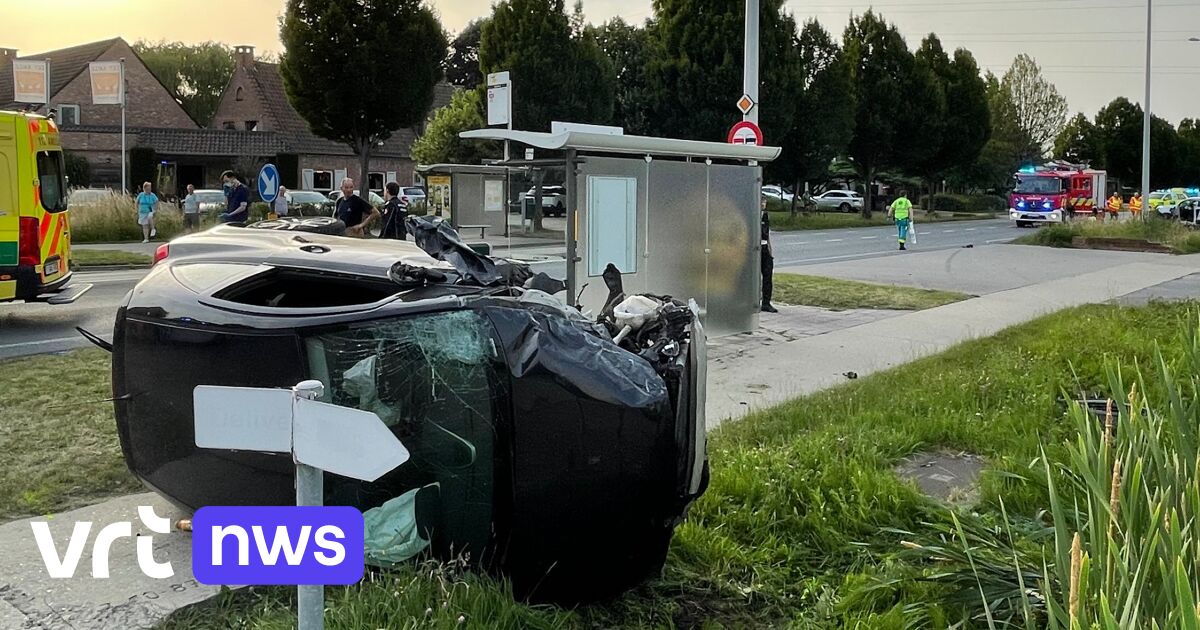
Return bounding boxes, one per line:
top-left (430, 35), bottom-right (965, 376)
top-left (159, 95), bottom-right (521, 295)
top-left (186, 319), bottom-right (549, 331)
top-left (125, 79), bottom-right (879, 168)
top-left (379, 182), bottom-right (408, 240)
top-left (760, 197), bottom-right (777, 313)
top-left (1106, 191), bottom-right (1123, 221)
top-left (1130, 192), bottom-right (1143, 218)
top-left (273, 185), bottom-right (290, 218)
top-left (888, 189), bottom-right (913, 250)
top-left (218, 170), bottom-right (249, 223)
top-left (181, 183), bottom-right (200, 232)
top-left (335, 177), bottom-right (379, 237)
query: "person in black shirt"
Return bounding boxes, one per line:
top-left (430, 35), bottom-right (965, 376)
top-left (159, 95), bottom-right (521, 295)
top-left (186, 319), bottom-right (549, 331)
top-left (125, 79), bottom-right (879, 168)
top-left (334, 177), bottom-right (379, 237)
top-left (761, 197), bottom-right (777, 313)
top-left (379, 181), bottom-right (408, 240)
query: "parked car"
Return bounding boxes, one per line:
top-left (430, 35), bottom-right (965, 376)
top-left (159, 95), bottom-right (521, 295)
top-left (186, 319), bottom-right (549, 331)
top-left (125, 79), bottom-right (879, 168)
top-left (110, 216), bottom-right (708, 603)
top-left (813, 189), bottom-right (865, 213)
top-left (518, 186), bottom-right (567, 217)
top-left (761, 185), bottom-right (794, 203)
top-left (284, 189), bottom-right (333, 216)
top-left (401, 186), bottom-right (427, 205)
top-left (189, 189), bottom-right (229, 214)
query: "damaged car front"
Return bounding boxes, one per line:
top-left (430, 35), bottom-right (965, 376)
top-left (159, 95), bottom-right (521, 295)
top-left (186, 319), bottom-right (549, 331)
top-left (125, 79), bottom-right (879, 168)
top-left (111, 216), bottom-right (708, 602)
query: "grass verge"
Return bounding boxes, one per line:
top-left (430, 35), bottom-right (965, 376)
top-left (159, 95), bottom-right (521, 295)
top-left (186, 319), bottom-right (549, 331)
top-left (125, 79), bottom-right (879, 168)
top-left (773, 273), bottom-right (970, 311)
top-left (149, 300), bottom-right (1197, 628)
top-left (71, 249), bottom-right (152, 267)
top-left (769, 210), bottom-right (995, 232)
top-left (0, 349), bottom-right (138, 521)
top-left (1014, 218), bottom-right (1200, 254)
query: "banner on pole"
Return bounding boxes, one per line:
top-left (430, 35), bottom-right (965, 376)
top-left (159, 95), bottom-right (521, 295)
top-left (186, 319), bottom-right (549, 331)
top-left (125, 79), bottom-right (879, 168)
top-left (13, 60), bottom-right (49, 104)
top-left (89, 61), bottom-right (123, 105)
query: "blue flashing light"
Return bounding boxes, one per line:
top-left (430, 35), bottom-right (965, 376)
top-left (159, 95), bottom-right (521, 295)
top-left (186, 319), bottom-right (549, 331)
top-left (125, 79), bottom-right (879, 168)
top-left (1017, 200), bottom-right (1027, 209)
top-left (1042, 201), bottom-right (1053, 210)
top-left (1019, 165), bottom-right (1037, 174)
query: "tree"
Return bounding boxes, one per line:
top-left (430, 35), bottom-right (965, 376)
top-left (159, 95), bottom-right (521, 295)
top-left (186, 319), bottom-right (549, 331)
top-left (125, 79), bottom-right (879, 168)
top-left (588, 18), bottom-right (655, 135)
top-left (1094, 97), bottom-right (1143, 186)
top-left (768, 19), bottom-right (852, 209)
top-left (1053, 113), bottom-right (1103, 166)
top-left (134, 41), bottom-right (234, 126)
top-left (411, 89), bottom-right (498, 164)
top-left (63, 150), bottom-right (91, 188)
top-left (479, 0), bottom-right (615, 132)
top-left (1149, 115), bottom-right (1179, 189)
top-left (1178, 119), bottom-right (1200, 184)
top-left (841, 10), bottom-right (915, 217)
top-left (646, 0), bottom-right (801, 144)
top-left (949, 71), bottom-right (1035, 192)
top-left (914, 43), bottom-right (991, 208)
top-left (997, 54), bottom-right (1068, 154)
top-left (280, 0), bottom-right (447, 194)
top-left (446, 19), bottom-right (486, 89)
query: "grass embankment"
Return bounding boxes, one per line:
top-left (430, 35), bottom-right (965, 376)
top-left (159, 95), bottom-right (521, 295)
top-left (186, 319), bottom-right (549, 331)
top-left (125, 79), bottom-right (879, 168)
top-left (768, 210), bottom-right (994, 231)
top-left (155, 301), bottom-right (1198, 628)
top-left (1015, 218), bottom-right (1200, 254)
top-left (71, 249), bottom-right (152, 267)
top-left (0, 349), bottom-right (138, 521)
top-left (773, 273), bottom-right (970, 311)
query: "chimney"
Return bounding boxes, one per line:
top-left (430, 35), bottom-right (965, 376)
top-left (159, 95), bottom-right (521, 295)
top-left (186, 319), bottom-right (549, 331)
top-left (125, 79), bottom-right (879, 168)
top-left (234, 45), bottom-right (254, 67)
top-left (0, 48), bottom-right (17, 61)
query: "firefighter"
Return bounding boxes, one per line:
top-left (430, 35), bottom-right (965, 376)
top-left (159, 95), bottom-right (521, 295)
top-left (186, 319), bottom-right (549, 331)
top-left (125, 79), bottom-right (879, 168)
top-left (1106, 192), bottom-right (1122, 221)
top-left (1130, 192), bottom-right (1143, 217)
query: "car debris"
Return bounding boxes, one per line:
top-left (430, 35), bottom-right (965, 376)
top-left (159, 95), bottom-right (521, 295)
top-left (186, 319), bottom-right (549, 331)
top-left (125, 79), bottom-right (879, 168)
top-left (109, 216), bottom-right (708, 602)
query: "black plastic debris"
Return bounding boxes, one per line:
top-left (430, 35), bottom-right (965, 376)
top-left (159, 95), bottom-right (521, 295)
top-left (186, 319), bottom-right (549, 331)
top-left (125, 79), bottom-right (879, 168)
top-left (405, 215), bottom-right (502, 285)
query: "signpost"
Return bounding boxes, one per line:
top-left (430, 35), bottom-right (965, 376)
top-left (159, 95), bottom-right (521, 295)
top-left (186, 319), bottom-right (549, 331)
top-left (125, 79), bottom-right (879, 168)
top-left (194, 380), bottom-right (410, 630)
top-left (12, 60), bottom-right (49, 104)
top-left (726, 120), bottom-right (764, 146)
top-left (258, 163), bottom-right (280, 204)
top-left (89, 60), bottom-right (127, 191)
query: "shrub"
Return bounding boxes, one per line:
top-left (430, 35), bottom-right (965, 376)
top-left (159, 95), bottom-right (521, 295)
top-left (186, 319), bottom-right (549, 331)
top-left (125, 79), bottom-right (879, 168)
top-left (68, 191), bottom-right (184, 243)
top-left (63, 150), bottom-right (91, 188)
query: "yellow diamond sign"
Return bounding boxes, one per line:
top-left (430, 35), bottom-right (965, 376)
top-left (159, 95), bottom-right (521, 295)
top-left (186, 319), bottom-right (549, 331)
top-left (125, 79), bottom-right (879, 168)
top-left (736, 94), bottom-right (755, 115)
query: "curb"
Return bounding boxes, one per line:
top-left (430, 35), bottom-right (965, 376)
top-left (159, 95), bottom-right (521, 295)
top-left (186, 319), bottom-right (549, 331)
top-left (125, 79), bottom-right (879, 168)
top-left (74, 264), bottom-right (151, 272)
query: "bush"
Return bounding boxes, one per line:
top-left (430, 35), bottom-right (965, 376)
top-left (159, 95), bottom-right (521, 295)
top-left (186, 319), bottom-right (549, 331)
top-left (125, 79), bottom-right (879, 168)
top-left (63, 150), bottom-right (91, 188)
top-left (920, 193), bottom-right (1006, 214)
top-left (69, 191), bottom-right (184, 243)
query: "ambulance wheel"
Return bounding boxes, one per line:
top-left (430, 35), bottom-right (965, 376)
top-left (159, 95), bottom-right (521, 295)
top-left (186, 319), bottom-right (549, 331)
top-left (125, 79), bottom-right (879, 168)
top-left (246, 216), bottom-right (346, 235)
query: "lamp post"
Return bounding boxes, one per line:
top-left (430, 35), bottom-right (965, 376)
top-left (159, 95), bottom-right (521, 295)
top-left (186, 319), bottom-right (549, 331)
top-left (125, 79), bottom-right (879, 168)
top-left (1140, 0), bottom-right (1151, 213)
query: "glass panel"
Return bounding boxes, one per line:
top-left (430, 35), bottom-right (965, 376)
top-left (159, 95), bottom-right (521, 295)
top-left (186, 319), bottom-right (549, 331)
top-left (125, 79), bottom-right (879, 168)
top-left (304, 309), bottom-right (499, 563)
top-left (587, 175), bottom-right (638, 276)
top-left (36, 151), bottom-right (67, 212)
top-left (706, 163), bottom-right (760, 336)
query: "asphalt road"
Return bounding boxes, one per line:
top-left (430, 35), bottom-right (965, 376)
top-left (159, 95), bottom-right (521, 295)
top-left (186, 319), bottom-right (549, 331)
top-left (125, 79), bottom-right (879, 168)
top-left (0, 218), bottom-right (1027, 360)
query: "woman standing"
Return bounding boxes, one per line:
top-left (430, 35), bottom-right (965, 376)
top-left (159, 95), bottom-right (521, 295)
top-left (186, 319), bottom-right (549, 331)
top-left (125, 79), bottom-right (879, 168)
top-left (135, 182), bottom-right (158, 243)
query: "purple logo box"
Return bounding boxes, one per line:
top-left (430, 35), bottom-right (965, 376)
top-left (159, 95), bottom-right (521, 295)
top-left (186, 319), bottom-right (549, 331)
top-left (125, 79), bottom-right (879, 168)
top-left (192, 506), bottom-right (364, 585)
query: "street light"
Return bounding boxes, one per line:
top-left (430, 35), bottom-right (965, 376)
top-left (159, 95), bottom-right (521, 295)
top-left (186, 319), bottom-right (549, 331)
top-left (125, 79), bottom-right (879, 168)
top-left (1140, 0), bottom-right (1151, 213)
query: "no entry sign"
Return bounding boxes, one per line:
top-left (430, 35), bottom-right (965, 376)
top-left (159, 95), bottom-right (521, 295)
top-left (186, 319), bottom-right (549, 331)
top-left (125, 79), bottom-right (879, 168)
top-left (727, 121), bottom-right (764, 146)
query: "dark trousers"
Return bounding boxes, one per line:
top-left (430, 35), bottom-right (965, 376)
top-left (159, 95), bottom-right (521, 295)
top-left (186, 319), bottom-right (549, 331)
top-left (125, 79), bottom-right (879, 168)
top-left (761, 250), bottom-right (774, 306)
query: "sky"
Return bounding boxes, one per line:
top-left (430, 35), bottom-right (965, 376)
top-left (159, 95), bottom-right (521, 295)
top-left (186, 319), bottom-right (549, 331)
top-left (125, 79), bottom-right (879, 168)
top-left (1, 0), bottom-right (1198, 125)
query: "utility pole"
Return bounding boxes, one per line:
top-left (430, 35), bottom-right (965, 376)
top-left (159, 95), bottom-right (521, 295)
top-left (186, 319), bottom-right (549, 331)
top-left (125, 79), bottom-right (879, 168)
top-left (1140, 0), bottom-right (1152, 211)
top-left (743, 0), bottom-right (759, 125)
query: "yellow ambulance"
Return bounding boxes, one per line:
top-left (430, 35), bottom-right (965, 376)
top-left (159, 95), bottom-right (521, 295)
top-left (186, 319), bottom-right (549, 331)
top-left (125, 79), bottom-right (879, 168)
top-left (0, 110), bottom-right (90, 304)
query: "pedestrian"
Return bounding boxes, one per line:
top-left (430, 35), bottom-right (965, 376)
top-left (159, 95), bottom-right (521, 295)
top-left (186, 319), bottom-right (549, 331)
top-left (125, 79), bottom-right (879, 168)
top-left (1130, 192), bottom-right (1143, 218)
top-left (272, 185), bottom-right (289, 218)
top-left (760, 197), bottom-right (777, 313)
top-left (379, 181), bottom-right (408, 240)
top-left (135, 181), bottom-right (158, 243)
top-left (181, 184), bottom-right (200, 232)
top-left (334, 177), bottom-right (379, 238)
top-left (887, 189), bottom-right (913, 250)
top-left (218, 170), bottom-right (249, 223)
top-left (1106, 191), bottom-right (1122, 221)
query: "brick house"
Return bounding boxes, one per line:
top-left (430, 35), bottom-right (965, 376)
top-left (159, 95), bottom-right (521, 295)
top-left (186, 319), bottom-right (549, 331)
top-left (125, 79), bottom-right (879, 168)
top-left (211, 45), bottom-right (455, 193)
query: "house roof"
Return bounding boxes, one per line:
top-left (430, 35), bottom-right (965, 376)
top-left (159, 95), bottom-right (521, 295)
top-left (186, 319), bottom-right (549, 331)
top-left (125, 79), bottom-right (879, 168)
top-left (0, 39), bottom-right (120, 107)
top-left (63, 125), bottom-right (288, 157)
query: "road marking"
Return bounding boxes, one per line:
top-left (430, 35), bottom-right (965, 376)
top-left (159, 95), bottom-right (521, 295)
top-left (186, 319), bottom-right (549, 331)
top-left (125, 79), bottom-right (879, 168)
top-left (965, 228), bottom-right (977, 231)
top-left (941, 229), bottom-right (957, 233)
top-left (0, 336), bottom-right (87, 350)
top-left (825, 238), bottom-right (844, 242)
top-left (861, 236), bottom-right (878, 239)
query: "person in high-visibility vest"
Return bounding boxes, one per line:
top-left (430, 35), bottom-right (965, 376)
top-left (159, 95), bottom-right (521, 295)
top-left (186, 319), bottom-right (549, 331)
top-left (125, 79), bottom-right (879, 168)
top-left (1106, 192), bottom-right (1122, 220)
top-left (888, 190), bottom-right (913, 250)
top-left (1130, 192), bottom-right (1143, 217)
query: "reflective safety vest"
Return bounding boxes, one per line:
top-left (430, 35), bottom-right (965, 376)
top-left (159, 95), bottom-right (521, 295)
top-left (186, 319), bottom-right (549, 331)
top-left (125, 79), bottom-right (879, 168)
top-left (891, 197), bottom-right (912, 219)
top-left (1107, 196), bottom-right (1122, 212)
top-left (1130, 196), bottom-right (1143, 211)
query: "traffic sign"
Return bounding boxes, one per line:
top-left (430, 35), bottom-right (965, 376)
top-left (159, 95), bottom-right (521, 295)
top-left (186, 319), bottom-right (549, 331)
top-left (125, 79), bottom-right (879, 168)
top-left (726, 120), bottom-right (764, 146)
top-left (736, 94), bottom-right (756, 115)
top-left (258, 163), bottom-right (280, 203)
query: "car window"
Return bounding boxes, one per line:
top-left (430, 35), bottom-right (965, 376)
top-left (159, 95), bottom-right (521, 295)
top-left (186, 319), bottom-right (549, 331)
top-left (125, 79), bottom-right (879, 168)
top-left (403, 187), bottom-right (425, 196)
top-left (37, 151), bottom-right (68, 212)
top-left (196, 192), bottom-right (226, 204)
top-left (289, 191), bottom-right (328, 203)
top-left (827, 191), bottom-right (844, 198)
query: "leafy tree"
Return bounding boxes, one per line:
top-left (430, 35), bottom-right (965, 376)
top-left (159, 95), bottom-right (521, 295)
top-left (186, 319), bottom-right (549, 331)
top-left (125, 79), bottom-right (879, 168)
top-left (768, 19), bottom-right (852, 209)
top-left (134, 41), bottom-right (234, 126)
top-left (914, 42), bottom-right (991, 208)
top-left (588, 18), bottom-right (655, 135)
top-left (446, 19), bottom-right (486, 89)
top-left (949, 71), bottom-right (1035, 192)
top-left (411, 89), bottom-right (498, 164)
top-left (1094, 97), bottom-right (1143, 186)
top-left (280, 0), bottom-right (447, 193)
top-left (479, 0), bottom-right (614, 132)
top-left (645, 0), bottom-right (802, 144)
top-left (841, 10), bottom-right (915, 216)
top-left (996, 54), bottom-right (1068, 154)
top-left (1149, 116), bottom-right (1179, 189)
top-left (1178, 119), bottom-right (1200, 185)
top-left (1053, 113), bottom-right (1103, 166)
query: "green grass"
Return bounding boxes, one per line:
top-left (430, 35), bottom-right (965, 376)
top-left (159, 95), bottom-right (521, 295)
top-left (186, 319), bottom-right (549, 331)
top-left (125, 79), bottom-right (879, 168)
top-left (1014, 218), bottom-right (1200, 254)
top-left (149, 301), bottom-right (1197, 628)
top-left (768, 210), bottom-right (995, 232)
top-left (69, 193), bottom-right (186, 243)
top-left (0, 349), bottom-right (139, 521)
top-left (773, 273), bottom-right (971, 311)
top-left (71, 249), bottom-right (152, 267)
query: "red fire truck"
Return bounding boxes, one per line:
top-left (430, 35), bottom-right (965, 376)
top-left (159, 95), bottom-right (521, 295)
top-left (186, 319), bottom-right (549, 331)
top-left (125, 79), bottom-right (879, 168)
top-left (1009, 161), bottom-right (1107, 227)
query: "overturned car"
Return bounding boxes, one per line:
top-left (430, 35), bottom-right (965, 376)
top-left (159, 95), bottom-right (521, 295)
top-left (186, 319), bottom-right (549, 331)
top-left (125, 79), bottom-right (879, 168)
top-left (111, 216), bottom-right (708, 602)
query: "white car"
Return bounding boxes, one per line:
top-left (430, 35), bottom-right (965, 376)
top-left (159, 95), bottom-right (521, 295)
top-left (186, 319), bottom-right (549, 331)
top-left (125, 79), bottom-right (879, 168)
top-left (761, 185), bottom-right (794, 203)
top-left (328, 189), bottom-right (385, 207)
top-left (400, 186), bottom-right (426, 206)
top-left (813, 190), bottom-right (864, 213)
top-left (518, 186), bottom-right (566, 217)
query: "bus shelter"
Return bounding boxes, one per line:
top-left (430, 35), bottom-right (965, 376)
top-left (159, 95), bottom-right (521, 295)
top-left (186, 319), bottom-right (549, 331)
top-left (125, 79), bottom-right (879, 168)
top-left (414, 164), bottom-right (512, 237)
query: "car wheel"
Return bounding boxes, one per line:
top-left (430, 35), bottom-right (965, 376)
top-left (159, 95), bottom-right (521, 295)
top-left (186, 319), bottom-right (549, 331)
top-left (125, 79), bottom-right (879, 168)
top-left (839, 202), bottom-right (851, 213)
top-left (246, 216), bottom-right (346, 236)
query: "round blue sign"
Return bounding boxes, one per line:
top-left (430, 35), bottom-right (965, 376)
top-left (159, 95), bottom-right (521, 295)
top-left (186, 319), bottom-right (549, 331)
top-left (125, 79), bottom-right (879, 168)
top-left (258, 163), bottom-right (280, 203)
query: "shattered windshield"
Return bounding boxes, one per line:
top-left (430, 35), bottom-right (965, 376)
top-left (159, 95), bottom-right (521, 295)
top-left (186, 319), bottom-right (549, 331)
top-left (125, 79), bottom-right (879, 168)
top-left (304, 309), bottom-right (500, 566)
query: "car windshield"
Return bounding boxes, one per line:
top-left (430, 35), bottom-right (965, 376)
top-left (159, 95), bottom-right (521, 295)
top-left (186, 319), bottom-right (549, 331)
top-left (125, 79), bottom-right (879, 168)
top-left (1014, 177), bottom-right (1061, 194)
top-left (403, 188), bottom-right (425, 196)
top-left (1150, 193), bottom-right (1165, 201)
top-left (37, 151), bottom-right (68, 212)
top-left (289, 191), bottom-right (328, 203)
top-left (195, 192), bottom-right (226, 204)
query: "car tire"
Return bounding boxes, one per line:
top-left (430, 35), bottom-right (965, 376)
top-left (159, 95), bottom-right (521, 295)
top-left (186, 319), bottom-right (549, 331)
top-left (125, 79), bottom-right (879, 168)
top-left (839, 202), bottom-right (851, 213)
top-left (246, 216), bottom-right (346, 236)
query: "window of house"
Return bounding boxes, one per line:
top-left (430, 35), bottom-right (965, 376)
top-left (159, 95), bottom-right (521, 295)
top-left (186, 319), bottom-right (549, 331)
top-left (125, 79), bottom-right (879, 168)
top-left (245, 120), bottom-right (258, 132)
top-left (311, 170), bottom-right (333, 191)
top-left (222, 121), bottom-right (236, 130)
top-left (367, 172), bottom-right (384, 192)
top-left (57, 104), bottom-right (80, 127)
top-left (235, 86), bottom-right (244, 101)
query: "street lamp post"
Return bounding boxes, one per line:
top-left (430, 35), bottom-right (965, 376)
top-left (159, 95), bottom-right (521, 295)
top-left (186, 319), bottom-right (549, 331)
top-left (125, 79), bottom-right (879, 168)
top-left (1140, 0), bottom-right (1151, 215)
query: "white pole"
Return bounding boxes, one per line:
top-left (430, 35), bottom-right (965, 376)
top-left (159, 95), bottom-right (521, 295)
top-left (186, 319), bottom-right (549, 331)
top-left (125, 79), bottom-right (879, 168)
top-left (743, 0), bottom-right (760, 125)
top-left (293, 381), bottom-right (325, 630)
top-left (120, 58), bottom-right (127, 194)
top-left (1140, 0), bottom-right (1152, 209)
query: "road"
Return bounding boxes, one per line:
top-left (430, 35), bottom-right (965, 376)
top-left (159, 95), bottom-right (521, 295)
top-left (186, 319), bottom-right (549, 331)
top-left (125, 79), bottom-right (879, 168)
top-left (0, 219), bottom-right (1025, 360)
